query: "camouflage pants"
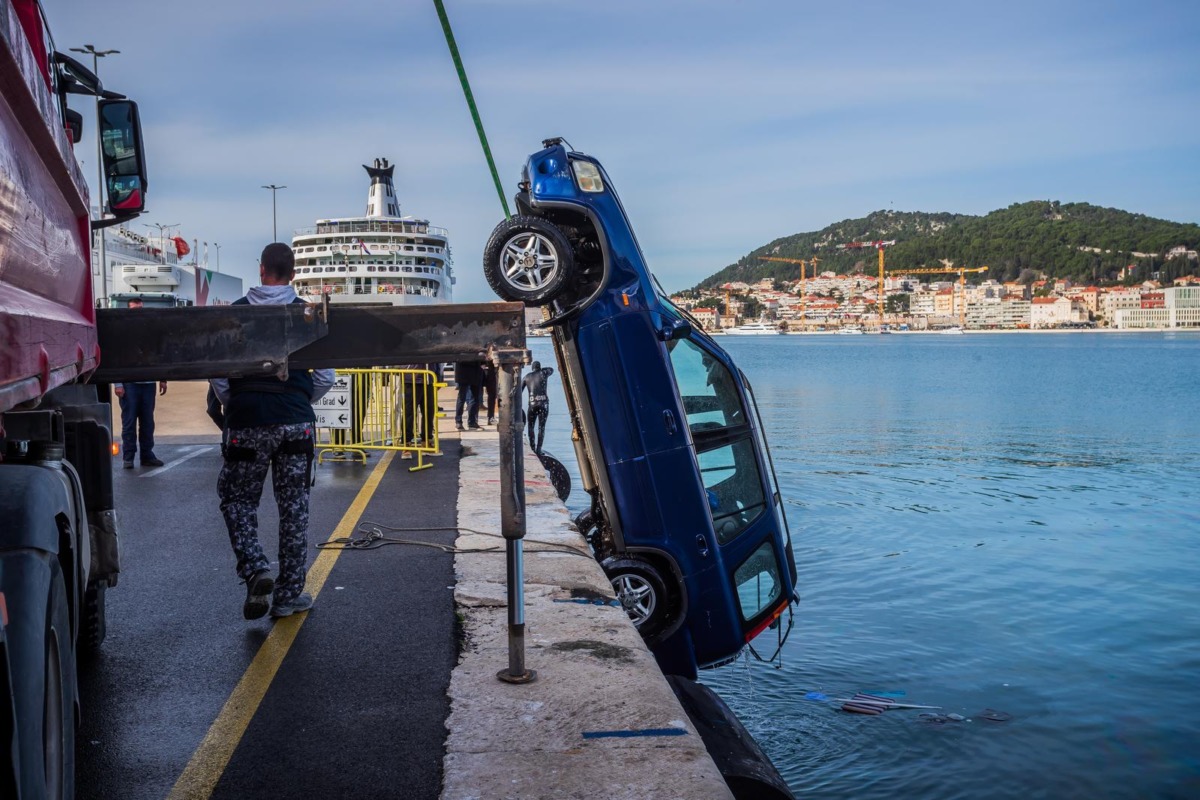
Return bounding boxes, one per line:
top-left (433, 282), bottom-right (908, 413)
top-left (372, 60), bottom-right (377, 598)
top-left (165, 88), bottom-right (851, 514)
top-left (218, 423), bottom-right (313, 604)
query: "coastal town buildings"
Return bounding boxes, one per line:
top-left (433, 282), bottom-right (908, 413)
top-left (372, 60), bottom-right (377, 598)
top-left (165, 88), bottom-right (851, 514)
top-left (672, 272), bottom-right (1199, 332)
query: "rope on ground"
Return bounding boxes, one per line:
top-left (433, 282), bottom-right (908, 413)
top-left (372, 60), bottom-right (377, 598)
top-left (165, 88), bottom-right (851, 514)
top-left (315, 520), bottom-right (594, 559)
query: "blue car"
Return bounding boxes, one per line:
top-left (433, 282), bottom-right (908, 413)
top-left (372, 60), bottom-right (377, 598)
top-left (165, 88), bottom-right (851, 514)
top-left (483, 139), bottom-right (798, 677)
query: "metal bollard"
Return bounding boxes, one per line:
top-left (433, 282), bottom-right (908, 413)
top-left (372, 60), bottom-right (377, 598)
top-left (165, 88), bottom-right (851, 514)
top-left (495, 355), bottom-right (536, 684)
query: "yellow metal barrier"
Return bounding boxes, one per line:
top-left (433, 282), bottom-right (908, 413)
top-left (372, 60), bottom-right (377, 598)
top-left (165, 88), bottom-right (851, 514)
top-left (315, 368), bottom-right (447, 471)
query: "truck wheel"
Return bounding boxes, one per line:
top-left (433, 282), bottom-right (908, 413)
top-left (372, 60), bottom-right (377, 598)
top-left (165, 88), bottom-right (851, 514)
top-left (482, 216), bottom-right (576, 306)
top-left (603, 557), bottom-right (673, 642)
top-left (81, 579), bottom-right (108, 653)
top-left (5, 558), bottom-right (76, 799)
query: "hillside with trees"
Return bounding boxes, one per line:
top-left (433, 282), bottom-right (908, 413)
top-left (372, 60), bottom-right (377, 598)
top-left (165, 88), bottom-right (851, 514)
top-left (694, 202), bottom-right (1200, 290)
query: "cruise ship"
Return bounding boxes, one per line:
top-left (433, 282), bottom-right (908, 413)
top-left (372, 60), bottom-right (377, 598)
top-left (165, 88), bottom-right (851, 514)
top-left (291, 158), bottom-right (454, 304)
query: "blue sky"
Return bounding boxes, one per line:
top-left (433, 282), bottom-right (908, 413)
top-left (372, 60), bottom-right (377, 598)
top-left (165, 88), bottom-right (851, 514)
top-left (53, 0), bottom-right (1200, 300)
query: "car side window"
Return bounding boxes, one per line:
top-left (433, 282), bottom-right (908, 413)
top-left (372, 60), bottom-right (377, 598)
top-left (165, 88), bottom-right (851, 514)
top-left (668, 337), bottom-right (765, 543)
top-left (667, 338), bottom-right (744, 434)
top-left (699, 439), bottom-right (767, 544)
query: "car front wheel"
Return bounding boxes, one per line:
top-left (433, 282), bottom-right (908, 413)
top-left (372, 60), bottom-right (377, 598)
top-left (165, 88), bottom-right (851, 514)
top-left (482, 216), bottom-right (576, 306)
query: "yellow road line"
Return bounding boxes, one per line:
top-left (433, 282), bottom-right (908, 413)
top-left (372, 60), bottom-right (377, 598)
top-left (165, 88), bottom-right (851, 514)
top-left (168, 452), bottom-right (395, 800)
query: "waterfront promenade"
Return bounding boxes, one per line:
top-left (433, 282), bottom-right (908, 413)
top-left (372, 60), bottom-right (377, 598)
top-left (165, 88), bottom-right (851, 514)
top-left (93, 382), bottom-right (730, 799)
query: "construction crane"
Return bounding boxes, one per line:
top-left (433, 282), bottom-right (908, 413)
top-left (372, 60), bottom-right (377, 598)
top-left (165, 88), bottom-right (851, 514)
top-left (834, 240), bottom-right (894, 331)
top-left (760, 255), bottom-right (819, 328)
top-left (885, 265), bottom-right (989, 328)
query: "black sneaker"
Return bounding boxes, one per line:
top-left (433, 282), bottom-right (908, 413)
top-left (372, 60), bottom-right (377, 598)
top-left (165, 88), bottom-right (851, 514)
top-left (270, 592), bottom-right (314, 619)
top-left (468, 424), bottom-right (483, 431)
top-left (243, 571), bottom-right (274, 620)
top-left (142, 457), bottom-right (165, 467)
top-left (123, 461), bottom-right (134, 470)
top-left (455, 423), bottom-right (465, 431)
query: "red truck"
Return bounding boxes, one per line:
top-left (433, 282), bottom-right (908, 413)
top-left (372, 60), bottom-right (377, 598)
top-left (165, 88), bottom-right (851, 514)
top-left (2, 1), bottom-right (149, 795)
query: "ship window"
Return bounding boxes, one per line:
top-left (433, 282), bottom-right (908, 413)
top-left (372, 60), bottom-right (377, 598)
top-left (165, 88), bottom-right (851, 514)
top-left (367, 266), bottom-right (376, 272)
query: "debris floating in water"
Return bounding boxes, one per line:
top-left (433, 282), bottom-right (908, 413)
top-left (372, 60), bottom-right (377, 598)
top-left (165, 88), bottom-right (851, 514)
top-left (978, 709), bottom-right (1013, 722)
top-left (835, 693), bottom-right (941, 711)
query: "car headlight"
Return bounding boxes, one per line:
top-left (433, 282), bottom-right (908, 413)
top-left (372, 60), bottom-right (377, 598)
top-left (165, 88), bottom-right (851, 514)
top-left (572, 160), bottom-right (604, 193)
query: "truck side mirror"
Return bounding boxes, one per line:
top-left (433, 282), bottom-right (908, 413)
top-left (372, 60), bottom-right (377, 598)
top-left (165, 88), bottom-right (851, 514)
top-left (658, 318), bottom-right (693, 342)
top-left (98, 99), bottom-right (148, 216)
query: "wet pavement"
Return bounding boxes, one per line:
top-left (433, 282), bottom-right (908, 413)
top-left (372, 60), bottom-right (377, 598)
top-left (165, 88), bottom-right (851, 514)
top-left (76, 439), bottom-right (461, 799)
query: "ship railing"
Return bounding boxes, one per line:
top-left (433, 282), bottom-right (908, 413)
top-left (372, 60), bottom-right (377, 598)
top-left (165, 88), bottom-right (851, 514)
top-left (315, 368), bottom-right (448, 472)
top-left (293, 222), bottom-right (449, 237)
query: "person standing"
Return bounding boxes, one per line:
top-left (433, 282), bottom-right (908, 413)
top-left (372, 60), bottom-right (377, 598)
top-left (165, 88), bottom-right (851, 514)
top-left (115, 298), bottom-right (166, 468)
top-left (482, 360), bottom-right (499, 425)
top-left (210, 243), bottom-right (335, 620)
top-left (522, 361), bottom-right (555, 453)
top-left (393, 362), bottom-right (442, 459)
top-left (454, 360), bottom-right (484, 431)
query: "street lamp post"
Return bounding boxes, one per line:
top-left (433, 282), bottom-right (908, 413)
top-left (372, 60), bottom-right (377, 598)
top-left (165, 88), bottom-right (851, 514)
top-left (261, 184), bottom-right (286, 242)
top-left (143, 222), bottom-right (180, 264)
top-left (213, 242), bottom-right (221, 272)
top-left (70, 44), bottom-right (119, 307)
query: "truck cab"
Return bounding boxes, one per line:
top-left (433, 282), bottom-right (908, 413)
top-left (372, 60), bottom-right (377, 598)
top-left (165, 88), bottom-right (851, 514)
top-left (483, 140), bottom-right (798, 677)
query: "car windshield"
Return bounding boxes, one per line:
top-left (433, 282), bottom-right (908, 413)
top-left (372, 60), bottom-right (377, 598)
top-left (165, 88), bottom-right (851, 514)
top-left (667, 337), bottom-right (765, 543)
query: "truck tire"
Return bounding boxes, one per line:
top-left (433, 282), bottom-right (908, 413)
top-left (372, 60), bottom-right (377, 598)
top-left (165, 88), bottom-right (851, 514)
top-left (3, 554), bottom-right (76, 800)
top-left (81, 579), bottom-right (107, 653)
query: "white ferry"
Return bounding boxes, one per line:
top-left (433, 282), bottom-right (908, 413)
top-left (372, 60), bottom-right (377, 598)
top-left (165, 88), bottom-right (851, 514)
top-left (100, 223), bottom-right (243, 308)
top-left (837, 325), bottom-right (865, 335)
top-left (291, 158), bottom-right (454, 304)
top-left (724, 320), bottom-right (782, 336)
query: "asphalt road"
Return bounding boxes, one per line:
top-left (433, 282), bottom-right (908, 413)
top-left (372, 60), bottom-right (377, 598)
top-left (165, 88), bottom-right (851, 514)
top-left (76, 440), bottom-right (461, 799)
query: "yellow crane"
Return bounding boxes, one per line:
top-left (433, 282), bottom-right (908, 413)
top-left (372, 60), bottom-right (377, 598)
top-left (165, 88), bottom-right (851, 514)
top-left (885, 265), bottom-right (989, 328)
top-left (760, 255), bottom-right (819, 328)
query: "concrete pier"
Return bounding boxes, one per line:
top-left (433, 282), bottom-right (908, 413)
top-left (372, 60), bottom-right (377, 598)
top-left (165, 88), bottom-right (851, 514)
top-left (90, 381), bottom-right (731, 798)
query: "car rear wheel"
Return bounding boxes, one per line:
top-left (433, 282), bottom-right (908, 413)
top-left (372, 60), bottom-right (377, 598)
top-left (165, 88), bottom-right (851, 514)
top-left (482, 216), bottom-right (576, 306)
top-left (602, 557), bottom-right (672, 641)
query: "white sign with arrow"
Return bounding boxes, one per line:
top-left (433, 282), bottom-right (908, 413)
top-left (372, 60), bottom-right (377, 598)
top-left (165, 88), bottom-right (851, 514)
top-left (313, 375), bottom-right (351, 429)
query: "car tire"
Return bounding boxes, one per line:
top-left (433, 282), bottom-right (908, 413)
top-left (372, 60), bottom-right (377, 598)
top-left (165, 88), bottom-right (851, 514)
top-left (602, 557), bottom-right (673, 642)
top-left (482, 216), bottom-right (576, 306)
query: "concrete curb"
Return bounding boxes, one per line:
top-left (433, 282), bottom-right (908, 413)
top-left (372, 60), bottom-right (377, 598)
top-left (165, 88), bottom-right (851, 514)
top-left (444, 430), bottom-right (732, 800)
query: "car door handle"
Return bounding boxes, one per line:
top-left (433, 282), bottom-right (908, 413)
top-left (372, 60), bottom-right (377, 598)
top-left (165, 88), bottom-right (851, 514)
top-left (663, 410), bottom-right (677, 435)
top-left (695, 534), bottom-right (709, 557)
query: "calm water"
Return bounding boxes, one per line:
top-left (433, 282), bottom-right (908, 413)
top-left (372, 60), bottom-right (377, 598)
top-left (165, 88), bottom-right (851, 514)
top-left (529, 332), bottom-right (1200, 799)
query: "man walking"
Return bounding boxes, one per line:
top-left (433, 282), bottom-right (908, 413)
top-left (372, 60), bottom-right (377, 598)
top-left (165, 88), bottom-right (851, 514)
top-left (115, 298), bottom-right (166, 468)
top-left (210, 244), bottom-right (335, 620)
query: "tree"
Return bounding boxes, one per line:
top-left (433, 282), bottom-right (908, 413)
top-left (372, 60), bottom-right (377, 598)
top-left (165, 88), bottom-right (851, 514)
top-left (885, 293), bottom-right (910, 313)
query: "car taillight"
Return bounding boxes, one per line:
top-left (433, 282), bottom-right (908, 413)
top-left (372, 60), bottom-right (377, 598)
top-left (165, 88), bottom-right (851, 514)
top-left (745, 599), bottom-right (788, 643)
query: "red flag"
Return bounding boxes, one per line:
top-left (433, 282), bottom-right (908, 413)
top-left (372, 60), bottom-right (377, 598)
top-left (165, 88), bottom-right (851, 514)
top-left (173, 236), bottom-right (191, 256)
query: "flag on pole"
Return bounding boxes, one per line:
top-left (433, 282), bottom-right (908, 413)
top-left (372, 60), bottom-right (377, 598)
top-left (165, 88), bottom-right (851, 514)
top-left (357, 238), bottom-right (372, 255)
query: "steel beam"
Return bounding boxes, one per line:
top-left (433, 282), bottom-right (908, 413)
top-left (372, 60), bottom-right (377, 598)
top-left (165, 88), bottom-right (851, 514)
top-left (91, 301), bottom-right (525, 382)
top-left (92, 303), bottom-right (328, 383)
top-left (288, 302), bottom-right (525, 369)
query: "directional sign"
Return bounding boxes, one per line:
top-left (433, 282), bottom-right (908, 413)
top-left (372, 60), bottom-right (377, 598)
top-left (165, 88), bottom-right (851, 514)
top-left (313, 375), bottom-right (351, 429)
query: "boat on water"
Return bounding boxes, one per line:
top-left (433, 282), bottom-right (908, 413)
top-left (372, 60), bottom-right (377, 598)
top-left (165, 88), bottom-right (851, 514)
top-left (291, 158), bottom-right (454, 304)
top-left (101, 223), bottom-right (243, 307)
top-left (940, 326), bottom-right (965, 335)
top-left (837, 326), bottom-right (864, 335)
top-left (724, 320), bottom-right (782, 336)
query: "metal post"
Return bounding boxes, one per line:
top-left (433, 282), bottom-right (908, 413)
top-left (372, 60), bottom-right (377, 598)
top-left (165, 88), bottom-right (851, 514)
top-left (262, 184), bottom-right (286, 242)
top-left (71, 45), bottom-right (119, 306)
top-left (495, 354), bottom-right (535, 684)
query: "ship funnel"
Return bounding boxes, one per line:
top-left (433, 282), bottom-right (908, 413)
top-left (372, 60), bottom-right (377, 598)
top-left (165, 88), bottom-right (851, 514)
top-left (363, 158), bottom-right (399, 218)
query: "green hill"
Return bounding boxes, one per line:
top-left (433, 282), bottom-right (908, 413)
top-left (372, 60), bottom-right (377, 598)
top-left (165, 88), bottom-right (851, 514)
top-left (693, 201), bottom-right (1200, 290)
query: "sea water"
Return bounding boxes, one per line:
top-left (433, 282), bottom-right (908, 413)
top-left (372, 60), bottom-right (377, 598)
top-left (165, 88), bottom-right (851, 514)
top-left (528, 332), bottom-right (1200, 799)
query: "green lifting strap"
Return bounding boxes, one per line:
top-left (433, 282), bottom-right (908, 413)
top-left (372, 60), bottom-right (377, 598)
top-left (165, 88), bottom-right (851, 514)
top-left (432, 0), bottom-right (511, 220)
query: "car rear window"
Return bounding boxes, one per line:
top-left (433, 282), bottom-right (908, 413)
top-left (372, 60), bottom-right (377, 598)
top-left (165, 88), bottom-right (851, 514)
top-left (734, 540), bottom-right (783, 623)
top-left (667, 338), bottom-right (745, 433)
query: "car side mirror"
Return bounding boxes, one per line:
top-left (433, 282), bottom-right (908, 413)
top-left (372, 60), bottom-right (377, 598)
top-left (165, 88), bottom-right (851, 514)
top-left (98, 99), bottom-right (148, 216)
top-left (658, 318), bottom-right (692, 342)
